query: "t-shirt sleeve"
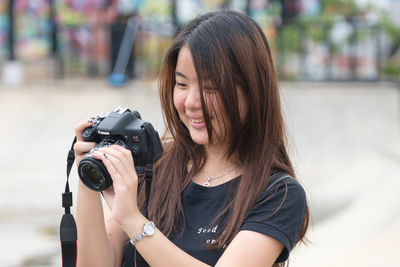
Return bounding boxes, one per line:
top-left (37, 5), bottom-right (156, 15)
top-left (240, 178), bottom-right (307, 263)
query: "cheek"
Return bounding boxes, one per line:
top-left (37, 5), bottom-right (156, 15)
top-left (173, 88), bottom-right (185, 114)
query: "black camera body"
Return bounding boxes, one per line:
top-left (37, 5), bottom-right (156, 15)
top-left (78, 107), bottom-right (163, 191)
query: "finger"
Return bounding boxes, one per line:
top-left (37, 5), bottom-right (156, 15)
top-left (97, 146), bottom-right (133, 171)
top-left (110, 145), bottom-right (135, 164)
top-left (75, 119), bottom-right (94, 141)
top-left (91, 151), bottom-right (124, 178)
top-left (73, 141), bottom-right (97, 156)
top-left (93, 151), bottom-right (137, 186)
top-left (104, 150), bottom-right (133, 181)
top-left (95, 152), bottom-right (122, 181)
top-left (101, 152), bottom-right (137, 189)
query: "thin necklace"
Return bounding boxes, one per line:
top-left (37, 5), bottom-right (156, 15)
top-left (203, 166), bottom-right (237, 187)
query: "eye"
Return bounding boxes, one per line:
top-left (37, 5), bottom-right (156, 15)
top-left (176, 82), bottom-right (187, 88)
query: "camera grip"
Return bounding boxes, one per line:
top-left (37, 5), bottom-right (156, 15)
top-left (142, 122), bottom-right (163, 163)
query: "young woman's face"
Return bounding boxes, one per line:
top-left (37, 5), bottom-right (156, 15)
top-left (173, 45), bottom-right (247, 148)
top-left (173, 45), bottom-right (223, 147)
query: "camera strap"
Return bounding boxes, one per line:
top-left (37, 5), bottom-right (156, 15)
top-left (60, 137), bottom-right (78, 267)
top-left (139, 164), bottom-right (154, 212)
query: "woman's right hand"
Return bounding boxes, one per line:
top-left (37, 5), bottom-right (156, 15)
top-left (73, 119), bottom-right (97, 166)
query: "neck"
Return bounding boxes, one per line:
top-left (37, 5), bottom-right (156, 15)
top-left (204, 144), bottom-right (231, 170)
top-left (199, 144), bottom-right (240, 184)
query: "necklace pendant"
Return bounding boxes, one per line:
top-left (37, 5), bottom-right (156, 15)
top-left (203, 181), bottom-right (211, 187)
top-left (203, 177), bottom-right (212, 187)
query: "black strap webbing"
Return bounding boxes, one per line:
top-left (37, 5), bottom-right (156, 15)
top-left (60, 137), bottom-right (78, 267)
top-left (144, 164), bottom-right (153, 214)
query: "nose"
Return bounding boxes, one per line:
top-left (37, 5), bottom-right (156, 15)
top-left (185, 86), bottom-right (202, 110)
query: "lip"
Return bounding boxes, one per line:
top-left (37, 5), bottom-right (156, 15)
top-left (187, 115), bottom-right (206, 129)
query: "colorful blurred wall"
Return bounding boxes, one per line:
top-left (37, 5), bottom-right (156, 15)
top-left (0, 0), bottom-right (398, 82)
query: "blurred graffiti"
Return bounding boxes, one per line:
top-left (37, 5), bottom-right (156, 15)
top-left (14, 0), bottom-right (51, 60)
top-left (0, 1), bottom-right (8, 58)
top-left (0, 0), bottom-right (398, 81)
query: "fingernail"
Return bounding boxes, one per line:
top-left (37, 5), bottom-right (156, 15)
top-left (103, 153), bottom-right (108, 159)
top-left (88, 119), bottom-right (93, 123)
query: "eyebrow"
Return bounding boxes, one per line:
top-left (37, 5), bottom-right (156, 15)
top-left (175, 71), bottom-right (188, 79)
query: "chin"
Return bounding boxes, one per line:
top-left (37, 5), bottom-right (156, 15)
top-left (187, 131), bottom-right (208, 145)
top-left (185, 126), bottom-right (208, 145)
top-left (190, 136), bottom-right (209, 146)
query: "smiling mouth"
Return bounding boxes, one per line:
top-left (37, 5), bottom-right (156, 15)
top-left (190, 118), bottom-right (204, 123)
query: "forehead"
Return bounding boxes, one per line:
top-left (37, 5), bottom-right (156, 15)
top-left (176, 45), bottom-right (193, 65)
top-left (175, 46), bottom-right (196, 79)
top-left (175, 45), bottom-right (216, 86)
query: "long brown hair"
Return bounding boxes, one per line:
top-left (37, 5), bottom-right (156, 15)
top-left (140, 10), bottom-right (309, 266)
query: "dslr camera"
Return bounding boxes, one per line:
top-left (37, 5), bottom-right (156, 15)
top-left (78, 107), bottom-right (163, 191)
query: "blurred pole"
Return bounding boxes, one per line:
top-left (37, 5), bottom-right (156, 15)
top-left (221, 0), bottom-right (230, 9)
top-left (326, 24), bottom-right (333, 81)
top-left (49, 0), bottom-right (63, 79)
top-left (280, 0), bottom-right (300, 25)
top-left (3, 0), bottom-right (24, 85)
top-left (49, 0), bottom-right (57, 57)
top-left (245, 0), bottom-right (251, 16)
top-left (170, 0), bottom-right (179, 35)
top-left (349, 18), bottom-right (358, 81)
top-left (299, 23), bottom-right (307, 80)
top-left (7, 0), bottom-right (15, 61)
top-left (376, 25), bottom-right (381, 81)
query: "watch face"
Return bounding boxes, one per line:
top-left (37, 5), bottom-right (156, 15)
top-left (143, 221), bottom-right (155, 236)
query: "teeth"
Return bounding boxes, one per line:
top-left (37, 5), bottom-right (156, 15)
top-left (191, 118), bottom-right (204, 123)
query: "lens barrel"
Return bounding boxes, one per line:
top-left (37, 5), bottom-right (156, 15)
top-left (78, 138), bottom-right (127, 191)
top-left (78, 156), bottom-right (112, 191)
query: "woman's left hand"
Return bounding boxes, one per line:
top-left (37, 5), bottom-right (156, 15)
top-left (91, 145), bottom-right (141, 225)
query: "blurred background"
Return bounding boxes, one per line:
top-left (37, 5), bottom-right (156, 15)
top-left (0, 0), bottom-right (399, 82)
top-left (0, 0), bottom-right (399, 266)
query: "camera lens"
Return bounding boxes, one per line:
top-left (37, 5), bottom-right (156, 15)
top-left (81, 164), bottom-right (104, 186)
top-left (78, 157), bottom-right (112, 191)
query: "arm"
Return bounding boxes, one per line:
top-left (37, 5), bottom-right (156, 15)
top-left (216, 230), bottom-right (283, 267)
top-left (74, 120), bottom-right (127, 267)
top-left (76, 179), bottom-right (116, 267)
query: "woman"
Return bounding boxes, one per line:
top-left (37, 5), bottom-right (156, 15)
top-left (74, 10), bottom-right (309, 267)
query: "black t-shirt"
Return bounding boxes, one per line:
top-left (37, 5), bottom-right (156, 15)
top-left (122, 173), bottom-right (307, 266)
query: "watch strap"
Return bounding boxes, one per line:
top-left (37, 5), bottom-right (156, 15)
top-left (130, 221), bottom-right (155, 246)
top-left (130, 234), bottom-right (144, 245)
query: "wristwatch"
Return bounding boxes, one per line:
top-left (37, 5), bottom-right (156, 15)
top-left (130, 221), bottom-right (155, 246)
